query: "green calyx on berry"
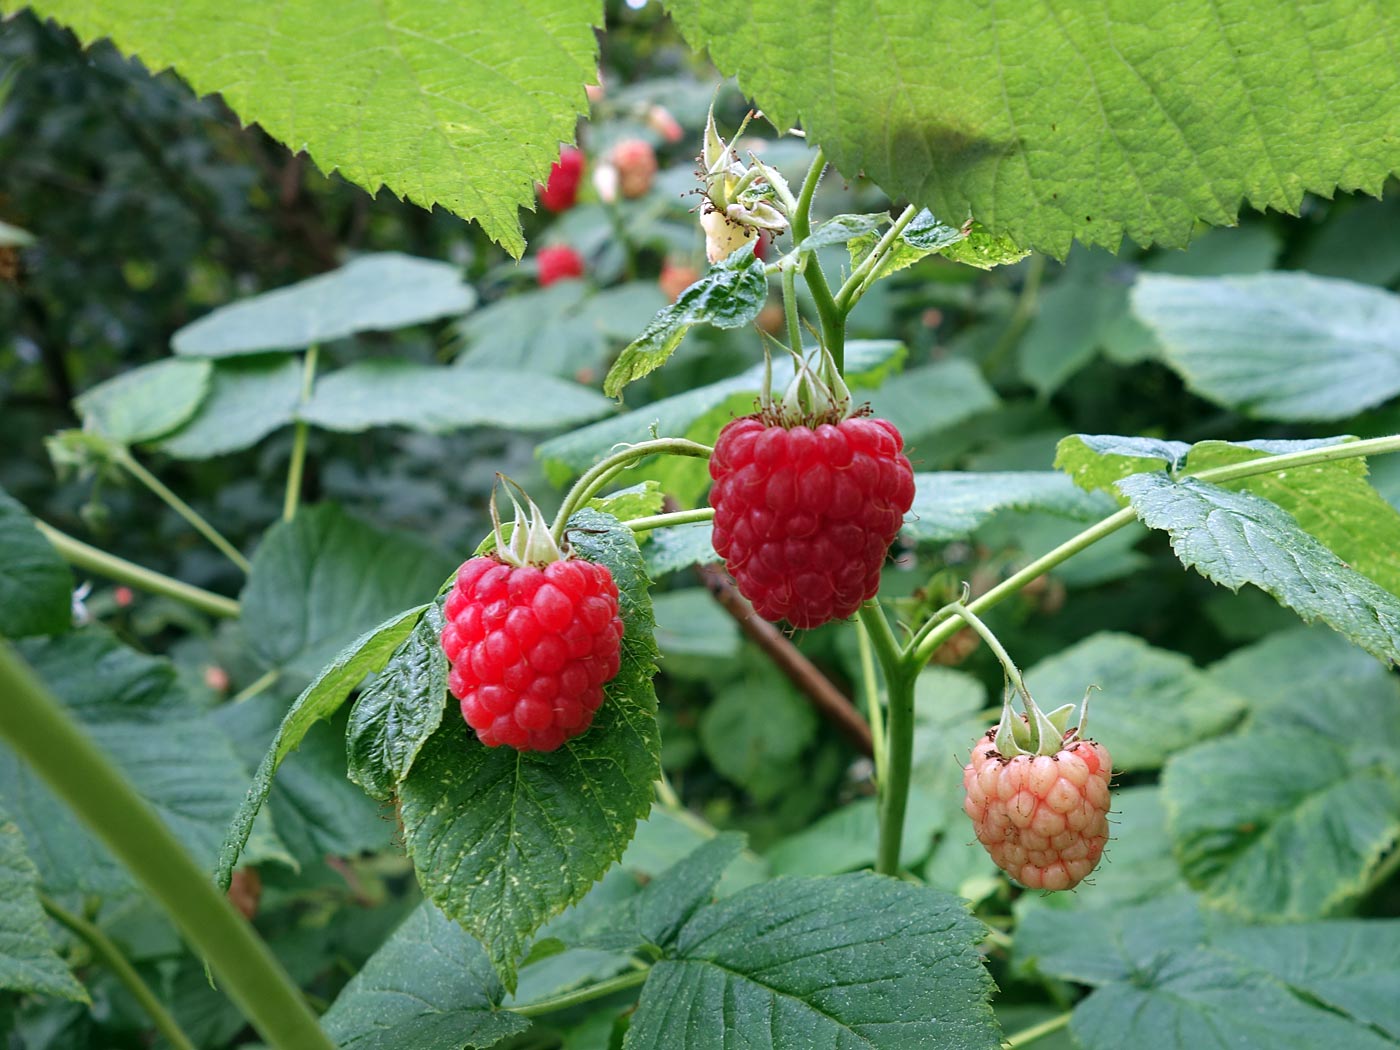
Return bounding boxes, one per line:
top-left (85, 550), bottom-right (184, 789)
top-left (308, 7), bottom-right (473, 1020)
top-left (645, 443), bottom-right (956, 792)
top-left (699, 104), bottom-right (793, 263)
top-left (758, 339), bottom-right (855, 428)
top-left (994, 684), bottom-right (1096, 759)
top-left (489, 474), bottom-right (567, 568)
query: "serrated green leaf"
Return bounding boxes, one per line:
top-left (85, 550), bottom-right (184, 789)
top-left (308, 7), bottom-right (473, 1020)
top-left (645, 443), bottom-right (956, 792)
top-left (3, 628), bottom-right (290, 896)
top-left (799, 211), bottom-right (890, 251)
top-left (767, 797), bottom-right (932, 877)
top-left (1119, 473), bottom-right (1400, 664)
top-left (214, 605), bottom-right (426, 891)
top-left (866, 359), bottom-right (999, 449)
top-left (1023, 633), bottom-right (1247, 772)
top-left (346, 603), bottom-right (449, 801)
top-left (588, 481), bottom-right (666, 523)
top-left (1133, 273), bottom-right (1400, 421)
top-left (155, 355), bottom-right (304, 460)
top-left (904, 471), bottom-right (1115, 544)
top-left (300, 361), bottom-right (613, 435)
top-left (539, 339), bottom-right (906, 483)
top-left (321, 901), bottom-right (530, 1050)
top-left (0, 810), bottom-right (87, 1002)
top-left (1017, 893), bottom-right (1205, 987)
top-left (240, 504), bottom-right (453, 678)
top-left (74, 358), bottom-right (211, 444)
top-left (699, 661), bottom-right (816, 804)
top-left (939, 223), bottom-right (1029, 269)
top-left (399, 509), bottom-right (660, 988)
top-left (626, 872), bottom-right (1001, 1050)
top-left (642, 522), bottom-right (719, 578)
top-left (1054, 433), bottom-right (1193, 495)
top-left (651, 589), bottom-right (740, 670)
top-left (1205, 624), bottom-right (1393, 714)
top-left (0, 487), bottom-right (73, 639)
top-left (603, 251), bottom-right (768, 397)
top-left (667, 1), bottom-right (1400, 256)
top-left (847, 209), bottom-right (969, 282)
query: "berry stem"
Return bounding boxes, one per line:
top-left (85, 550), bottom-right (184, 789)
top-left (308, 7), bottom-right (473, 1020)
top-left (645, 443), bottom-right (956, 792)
top-left (792, 148), bottom-right (844, 374)
top-left (834, 203), bottom-right (918, 311)
top-left (858, 600), bottom-right (916, 876)
top-left (112, 448), bottom-right (251, 574)
top-left (40, 893), bottom-right (198, 1050)
top-left (551, 438), bottom-right (713, 544)
top-left (1002, 1012), bottom-right (1072, 1048)
top-left (626, 507), bottom-right (715, 533)
top-left (35, 520), bottom-right (241, 619)
top-left (781, 262), bottom-right (803, 356)
top-left (0, 645), bottom-right (334, 1050)
top-left (856, 616), bottom-right (887, 786)
top-left (939, 602), bottom-right (1033, 710)
top-left (511, 968), bottom-right (649, 1017)
top-left (282, 343), bottom-right (319, 523)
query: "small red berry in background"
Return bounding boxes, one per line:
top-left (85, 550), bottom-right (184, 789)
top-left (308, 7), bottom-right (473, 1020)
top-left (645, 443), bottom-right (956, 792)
top-left (440, 482), bottom-right (624, 752)
top-left (203, 665), bottom-right (230, 693)
top-left (537, 244), bottom-right (585, 286)
top-left (537, 146), bottom-right (584, 212)
top-left (113, 585), bottom-right (134, 607)
top-left (659, 259), bottom-right (700, 302)
top-left (611, 138), bottom-right (658, 199)
top-left (645, 103), bottom-right (684, 143)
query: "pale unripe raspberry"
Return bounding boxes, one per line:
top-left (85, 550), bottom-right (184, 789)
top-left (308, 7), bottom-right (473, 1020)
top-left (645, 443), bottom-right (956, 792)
top-left (611, 138), bottom-right (657, 198)
top-left (962, 730), bottom-right (1112, 890)
top-left (659, 260), bottom-right (700, 302)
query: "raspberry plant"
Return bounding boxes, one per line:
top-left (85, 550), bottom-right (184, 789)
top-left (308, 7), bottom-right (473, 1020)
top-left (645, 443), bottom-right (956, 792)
top-left (3, 5), bottom-right (1400, 1050)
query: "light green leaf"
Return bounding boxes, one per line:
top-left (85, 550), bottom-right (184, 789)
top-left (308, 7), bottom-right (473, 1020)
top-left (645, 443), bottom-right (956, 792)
top-left (626, 872), bottom-right (1001, 1050)
top-left (866, 359), bottom-right (999, 448)
top-left (1205, 624), bottom-right (1393, 715)
top-left (767, 797), bottom-right (932, 877)
top-left (214, 605), bottom-right (426, 890)
top-left (399, 510), bottom-right (660, 988)
top-left (1118, 473), bottom-right (1400, 665)
top-left (155, 355), bottom-right (303, 459)
top-left (1054, 433), bottom-right (1193, 495)
top-left (1133, 273), bottom-right (1400, 420)
top-left (300, 361), bottom-right (613, 435)
top-left (539, 339), bottom-right (906, 483)
top-left (904, 471), bottom-right (1115, 544)
top-left (74, 358), bottom-right (211, 444)
top-left (453, 281), bottom-right (597, 377)
top-left (1018, 252), bottom-right (1123, 396)
top-left (666, 1), bottom-right (1400, 256)
top-left (603, 250), bottom-right (768, 397)
top-left (240, 504), bottom-right (453, 677)
top-left (798, 211), bottom-right (890, 251)
top-left (1023, 633), bottom-right (1247, 772)
top-left (699, 661), bottom-right (816, 803)
top-left (642, 522), bottom-right (720, 578)
top-left (346, 603), bottom-right (449, 801)
top-left (0, 487), bottom-right (73, 639)
top-left (846, 210), bottom-right (970, 283)
top-left (652, 589), bottom-right (739, 667)
top-left (0, 810), bottom-right (87, 1002)
top-left (587, 481), bottom-right (665, 523)
top-left (3, 629), bottom-right (290, 896)
top-left (321, 901), bottom-right (530, 1050)
top-left (939, 223), bottom-right (1029, 269)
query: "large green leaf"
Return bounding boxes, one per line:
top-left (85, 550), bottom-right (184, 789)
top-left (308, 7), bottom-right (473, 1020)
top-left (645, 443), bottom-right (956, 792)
top-left (213, 605), bottom-right (426, 890)
top-left (300, 361), bottom-right (613, 435)
top-left (603, 250), bottom-right (768, 397)
top-left (346, 602), bottom-right (449, 801)
top-left (155, 356), bottom-right (304, 460)
top-left (642, 522), bottom-right (720, 578)
top-left (666, 2), bottom-right (1400, 256)
top-left (1133, 273), bottom-right (1400, 420)
top-left (538, 339), bottom-right (906, 483)
top-left (1, 629), bottom-right (289, 896)
top-left (1162, 629), bottom-right (1400, 920)
top-left (698, 661), bottom-right (817, 804)
top-left (904, 471), bottom-right (1114, 544)
top-left (625, 872), bottom-right (1001, 1050)
top-left (1117, 473), bottom-right (1400, 665)
top-left (240, 504), bottom-right (452, 678)
top-left (1023, 633), bottom-right (1247, 772)
top-left (74, 358), bottom-right (211, 444)
top-left (864, 359), bottom-right (998, 449)
top-left (0, 810), bottom-right (87, 1002)
top-left (0, 487), bottom-right (72, 639)
top-left (398, 509), bottom-right (660, 988)
top-left (321, 902), bottom-right (530, 1050)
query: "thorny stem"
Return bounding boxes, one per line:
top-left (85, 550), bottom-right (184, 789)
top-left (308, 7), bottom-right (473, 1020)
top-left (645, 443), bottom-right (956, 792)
top-left (113, 448), bottom-right (251, 574)
top-left (282, 344), bottom-right (319, 523)
top-left (511, 969), bottom-right (650, 1017)
top-left (1002, 1012), bottom-right (1071, 1048)
top-left (835, 204), bottom-right (918, 310)
top-left (41, 893), bottom-right (198, 1050)
top-left (551, 438), bottom-right (714, 544)
top-left (35, 521), bottom-right (241, 619)
top-left (793, 148), bottom-right (844, 372)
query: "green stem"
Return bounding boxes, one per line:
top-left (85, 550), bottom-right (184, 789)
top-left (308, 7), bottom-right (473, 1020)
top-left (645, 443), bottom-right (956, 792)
top-left (230, 668), bottom-right (280, 705)
top-left (983, 252), bottom-right (1045, 375)
top-left (511, 968), bottom-right (649, 1018)
top-left (834, 203), bottom-right (918, 311)
top-left (782, 262), bottom-right (803, 354)
top-left (940, 602), bottom-right (1032, 708)
top-left (627, 507), bottom-right (716, 533)
top-left (0, 646), bottom-right (333, 1050)
top-left (1364, 840), bottom-right (1400, 897)
top-left (858, 601), bottom-right (915, 876)
top-left (856, 616), bottom-right (886, 787)
top-left (792, 147), bottom-right (843, 372)
top-left (40, 893), bottom-right (197, 1050)
top-left (35, 521), bottom-right (241, 619)
top-left (552, 438), bottom-right (713, 543)
top-left (114, 449), bottom-right (251, 574)
top-left (282, 344), bottom-right (319, 523)
top-left (1002, 1012), bottom-right (1071, 1049)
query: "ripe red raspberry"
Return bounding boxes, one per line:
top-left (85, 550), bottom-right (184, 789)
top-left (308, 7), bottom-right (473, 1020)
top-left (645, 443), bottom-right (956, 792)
top-left (538, 146), bottom-right (584, 212)
top-left (708, 414), bottom-right (915, 629)
top-left (659, 259), bottom-right (700, 302)
top-left (441, 555), bottom-right (623, 752)
top-left (962, 728), bottom-right (1112, 890)
top-left (611, 138), bottom-right (658, 199)
top-left (537, 245), bottom-right (585, 286)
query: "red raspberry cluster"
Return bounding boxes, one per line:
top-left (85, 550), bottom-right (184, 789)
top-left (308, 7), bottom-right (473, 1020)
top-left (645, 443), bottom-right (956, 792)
top-left (709, 414), bottom-right (915, 629)
top-left (442, 555), bottom-right (623, 752)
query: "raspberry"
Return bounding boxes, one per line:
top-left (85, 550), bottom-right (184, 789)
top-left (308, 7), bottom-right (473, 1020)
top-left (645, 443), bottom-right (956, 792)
top-left (611, 138), bottom-right (658, 199)
top-left (538, 146), bottom-right (584, 212)
top-left (441, 554), bottom-right (624, 752)
top-left (962, 727), bottom-right (1112, 890)
top-left (659, 260), bottom-right (700, 302)
top-left (538, 245), bottom-right (585, 286)
top-left (708, 413), bottom-right (915, 629)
